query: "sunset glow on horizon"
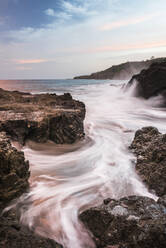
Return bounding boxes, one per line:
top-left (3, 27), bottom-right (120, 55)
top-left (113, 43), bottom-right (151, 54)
top-left (0, 0), bottom-right (166, 79)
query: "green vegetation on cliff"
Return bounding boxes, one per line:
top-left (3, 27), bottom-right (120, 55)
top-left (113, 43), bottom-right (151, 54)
top-left (74, 57), bottom-right (166, 80)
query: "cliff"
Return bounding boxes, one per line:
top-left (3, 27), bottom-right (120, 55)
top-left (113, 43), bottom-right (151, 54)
top-left (127, 61), bottom-right (166, 101)
top-left (74, 57), bottom-right (166, 80)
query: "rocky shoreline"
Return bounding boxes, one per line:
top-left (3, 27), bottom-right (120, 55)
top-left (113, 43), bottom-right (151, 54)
top-left (1, 67), bottom-right (166, 248)
top-left (0, 89), bottom-right (85, 247)
top-left (79, 61), bottom-right (166, 248)
top-left (0, 132), bottom-right (63, 248)
top-left (1, 124), bottom-right (166, 248)
top-left (80, 126), bottom-right (166, 248)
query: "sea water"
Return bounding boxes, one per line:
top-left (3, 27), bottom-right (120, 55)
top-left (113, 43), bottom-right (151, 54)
top-left (1, 79), bottom-right (166, 248)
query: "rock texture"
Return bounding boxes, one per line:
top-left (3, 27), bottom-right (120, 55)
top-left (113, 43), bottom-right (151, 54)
top-left (0, 88), bottom-right (86, 247)
top-left (0, 89), bottom-right (85, 145)
top-left (129, 126), bottom-right (166, 197)
top-left (0, 209), bottom-right (62, 248)
top-left (80, 126), bottom-right (166, 248)
top-left (80, 195), bottom-right (166, 248)
top-left (127, 61), bottom-right (166, 100)
top-left (0, 132), bottom-right (62, 248)
top-left (74, 58), bottom-right (166, 80)
top-left (0, 132), bottom-right (29, 210)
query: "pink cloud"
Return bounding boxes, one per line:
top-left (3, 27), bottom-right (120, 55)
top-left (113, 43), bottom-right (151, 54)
top-left (16, 66), bottom-right (32, 71)
top-left (89, 41), bottom-right (166, 53)
top-left (15, 59), bottom-right (48, 64)
top-left (100, 14), bottom-right (158, 31)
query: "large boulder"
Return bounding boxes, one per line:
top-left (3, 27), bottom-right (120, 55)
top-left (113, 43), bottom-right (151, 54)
top-left (0, 89), bottom-right (85, 145)
top-left (129, 126), bottom-right (166, 197)
top-left (80, 195), bottom-right (166, 248)
top-left (127, 61), bottom-right (166, 100)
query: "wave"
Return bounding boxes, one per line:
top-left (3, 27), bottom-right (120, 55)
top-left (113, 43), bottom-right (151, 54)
top-left (12, 81), bottom-right (166, 248)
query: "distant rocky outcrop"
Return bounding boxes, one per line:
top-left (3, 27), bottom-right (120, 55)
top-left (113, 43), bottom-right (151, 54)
top-left (74, 57), bottom-right (166, 80)
top-left (0, 132), bottom-right (62, 248)
top-left (80, 195), bottom-right (166, 248)
top-left (129, 126), bottom-right (166, 197)
top-left (127, 61), bottom-right (166, 100)
top-left (0, 89), bottom-right (85, 145)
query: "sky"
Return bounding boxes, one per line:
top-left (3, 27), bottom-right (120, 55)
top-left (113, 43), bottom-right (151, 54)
top-left (0, 0), bottom-right (166, 79)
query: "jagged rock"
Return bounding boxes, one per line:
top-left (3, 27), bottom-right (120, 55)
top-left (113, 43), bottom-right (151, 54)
top-left (0, 89), bottom-right (85, 247)
top-left (0, 132), bottom-right (62, 247)
top-left (0, 88), bottom-right (85, 145)
top-left (80, 195), bottom-right (166, 248)
top-left (127, 61), bottom-right (166, 100)
top-left (0, 208), bottom-right (62, 248)
top-left (129, 126), bottom-right (166, 197)
top-left (0, 132), bottom-right (29, 209)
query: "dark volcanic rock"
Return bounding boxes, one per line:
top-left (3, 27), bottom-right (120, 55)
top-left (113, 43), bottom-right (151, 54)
top-left (127, 61), bottom-right (166, 100)
top-left (129, 126), bottom-right (166, 197)
top-left (0, 89), bottom-right (85, 247)
top-left (0, 132), bottom-right (62, 248)
top-left (0, 132), bottom-right (29, 209)
top-left (0, 88), bottom-right (85, 145)
top-left (0, 209), bottom-right (62, 248)
top-left (80, 195), bottom-right (166, 248)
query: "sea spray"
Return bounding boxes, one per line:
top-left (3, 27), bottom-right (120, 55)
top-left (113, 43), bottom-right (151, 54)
top-left (13, 80), bottom-right (166, 248)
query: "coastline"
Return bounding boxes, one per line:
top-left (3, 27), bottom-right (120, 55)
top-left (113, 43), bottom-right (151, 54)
top-left (1, 61), bottom-right (166, 248)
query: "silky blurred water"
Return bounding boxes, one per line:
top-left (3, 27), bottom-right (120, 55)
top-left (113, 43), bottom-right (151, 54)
top-left (2, 79), bottom-right (166, 248)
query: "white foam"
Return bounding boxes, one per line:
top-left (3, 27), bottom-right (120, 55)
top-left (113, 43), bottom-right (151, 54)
top-left (17, 81), bottom-right (166, 248)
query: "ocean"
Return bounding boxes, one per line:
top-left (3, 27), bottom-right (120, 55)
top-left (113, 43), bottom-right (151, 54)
top-left (2, 79), bottom-right (166, 248)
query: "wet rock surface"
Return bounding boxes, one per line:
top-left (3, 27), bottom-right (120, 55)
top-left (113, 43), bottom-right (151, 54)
top-left (0, 132), bottom-right (62, 247)
top-left (0, 132), bottom-right (29, 209)
top-left (127, 61), bottom-right (166, 100)
top-left (0, 88), bottom-right (85, 145)
top-left (0, 209), bottom-right (62, 248)
top-left (0, 89), bottom-right (86, 247)
top-left (80, 195), bottom-right (166, 248)
top-left (129, 126), bottom-right (166, 197)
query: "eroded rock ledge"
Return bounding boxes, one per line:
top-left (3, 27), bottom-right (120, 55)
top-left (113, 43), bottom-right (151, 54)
top-left (0, 88), bottom-right (85, 145)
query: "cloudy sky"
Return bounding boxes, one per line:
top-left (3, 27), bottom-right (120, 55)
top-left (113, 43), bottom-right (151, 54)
top-left (0, 0), bottom-right (166, 79)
